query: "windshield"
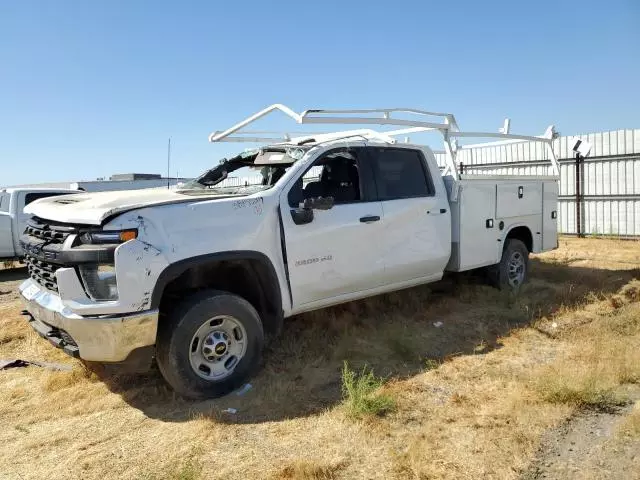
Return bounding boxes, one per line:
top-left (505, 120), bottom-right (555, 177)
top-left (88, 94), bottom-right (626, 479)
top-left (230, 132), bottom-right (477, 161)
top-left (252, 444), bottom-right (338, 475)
top-left (178, 146), bottom-right (308, 195)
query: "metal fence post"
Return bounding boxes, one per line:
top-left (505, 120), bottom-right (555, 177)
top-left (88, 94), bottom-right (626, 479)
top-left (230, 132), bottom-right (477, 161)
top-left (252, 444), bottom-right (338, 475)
top-left (575, 153), bottom-right (585, 237)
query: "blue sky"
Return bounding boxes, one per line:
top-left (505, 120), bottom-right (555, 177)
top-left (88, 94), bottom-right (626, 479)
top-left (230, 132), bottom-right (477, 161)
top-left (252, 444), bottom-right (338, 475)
top-left (1, 0), bottom-right (639, 186)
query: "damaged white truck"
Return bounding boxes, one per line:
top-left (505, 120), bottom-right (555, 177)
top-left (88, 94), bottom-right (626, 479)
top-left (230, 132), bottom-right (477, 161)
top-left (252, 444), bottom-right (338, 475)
top-left (18, 105), bottom-right (560, 398)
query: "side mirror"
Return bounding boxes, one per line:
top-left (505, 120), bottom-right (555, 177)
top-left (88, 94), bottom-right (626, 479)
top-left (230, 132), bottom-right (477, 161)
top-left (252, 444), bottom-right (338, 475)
top-left (290, 207), bottom-right (314, 225)
top-left (289, 196), bottom-right (335, 225)
top-left (303, 196), bottom-right (334, 210)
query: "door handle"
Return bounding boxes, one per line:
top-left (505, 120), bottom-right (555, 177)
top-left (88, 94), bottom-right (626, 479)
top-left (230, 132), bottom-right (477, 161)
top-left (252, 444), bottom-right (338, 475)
top-left (426, 209), bottom-right (448, 215)
top-left (359, 215), bottom-right (380, 223)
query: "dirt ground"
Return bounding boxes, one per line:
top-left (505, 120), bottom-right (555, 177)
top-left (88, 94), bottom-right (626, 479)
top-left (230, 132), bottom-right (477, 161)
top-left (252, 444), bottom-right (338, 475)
top-left (524, 391), bottom-right (640, 480)
top-left (0, 237), bottom-right (639, 480)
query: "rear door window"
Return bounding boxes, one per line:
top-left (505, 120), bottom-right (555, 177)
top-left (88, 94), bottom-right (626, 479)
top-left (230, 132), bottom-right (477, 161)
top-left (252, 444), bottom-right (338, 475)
top-left (370, 148), bottom-right (434, 200)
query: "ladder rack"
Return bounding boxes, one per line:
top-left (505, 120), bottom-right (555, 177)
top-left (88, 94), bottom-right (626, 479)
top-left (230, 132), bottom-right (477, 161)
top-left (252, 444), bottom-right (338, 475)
top-left (208, 104), bottom-right (559, 180)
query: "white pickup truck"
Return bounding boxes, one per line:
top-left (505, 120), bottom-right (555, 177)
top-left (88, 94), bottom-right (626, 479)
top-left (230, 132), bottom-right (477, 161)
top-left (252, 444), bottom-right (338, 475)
top-left (1, 188), bottom-right (78, 261)
top-left (18, 105), bottom-right (560, 398)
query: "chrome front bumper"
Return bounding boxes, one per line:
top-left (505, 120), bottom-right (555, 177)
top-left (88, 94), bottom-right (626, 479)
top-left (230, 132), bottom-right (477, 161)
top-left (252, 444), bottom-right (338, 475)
top-left (19, 279), bottom-right (158, 362)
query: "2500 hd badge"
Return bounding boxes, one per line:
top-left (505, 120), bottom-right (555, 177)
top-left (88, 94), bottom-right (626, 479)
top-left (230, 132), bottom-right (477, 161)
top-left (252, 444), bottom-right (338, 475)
top-left (295, 255), bottom-right (333, 267)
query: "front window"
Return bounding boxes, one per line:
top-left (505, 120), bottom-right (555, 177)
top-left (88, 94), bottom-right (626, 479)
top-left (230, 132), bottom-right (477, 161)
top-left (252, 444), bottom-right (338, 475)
top-left (288, 147), bottom-right (377, 208)
top-left (178, 146), bottom-right (308, 195)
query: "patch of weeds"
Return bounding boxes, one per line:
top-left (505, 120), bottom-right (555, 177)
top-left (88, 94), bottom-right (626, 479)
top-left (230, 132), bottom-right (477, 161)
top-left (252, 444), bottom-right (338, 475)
top-left (424, 359), bottom-right (440, 371)
top-left (341, 362), bottom-right (395, 419)
top-left (474, 340), bottom-right (488, 354)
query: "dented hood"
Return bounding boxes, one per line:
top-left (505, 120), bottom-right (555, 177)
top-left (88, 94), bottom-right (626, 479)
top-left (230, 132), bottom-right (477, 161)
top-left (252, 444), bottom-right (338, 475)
top-left (24, 187), bottom-right (226, 225)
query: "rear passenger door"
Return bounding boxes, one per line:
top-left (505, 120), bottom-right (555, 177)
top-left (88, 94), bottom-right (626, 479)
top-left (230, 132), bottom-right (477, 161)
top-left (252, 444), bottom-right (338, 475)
top-left (369, 147), bottom-right (451, 284)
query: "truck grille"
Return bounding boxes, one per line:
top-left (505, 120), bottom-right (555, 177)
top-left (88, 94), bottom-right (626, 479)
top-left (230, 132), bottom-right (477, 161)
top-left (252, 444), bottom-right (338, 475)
top-left (25, 254), bottom-right (60, 292)
top-left (22, 217), bottom-right (80, 293)
top-left (24, 217), bottom-right (74, 244)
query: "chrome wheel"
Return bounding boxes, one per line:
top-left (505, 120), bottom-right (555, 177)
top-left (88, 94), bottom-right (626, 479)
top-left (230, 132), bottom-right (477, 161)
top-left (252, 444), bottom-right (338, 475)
top-left (189, 315), bottom-right (247, 381)
top-left (507, 251), bottom-right (526, 288)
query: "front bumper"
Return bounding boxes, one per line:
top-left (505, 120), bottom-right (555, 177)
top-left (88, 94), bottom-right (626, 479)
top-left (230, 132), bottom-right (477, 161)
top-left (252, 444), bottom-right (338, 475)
top-left (19, 279), bottom-right (158, 362)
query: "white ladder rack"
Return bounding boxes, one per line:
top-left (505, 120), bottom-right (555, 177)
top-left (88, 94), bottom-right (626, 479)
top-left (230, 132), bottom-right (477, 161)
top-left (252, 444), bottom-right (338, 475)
top-left (208, 104), bottom-right (560, 180)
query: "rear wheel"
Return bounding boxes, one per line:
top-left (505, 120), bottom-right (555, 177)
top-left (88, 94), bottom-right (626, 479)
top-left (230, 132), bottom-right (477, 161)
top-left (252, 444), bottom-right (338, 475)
top-left (156, 290), bottom-right (264, 399)
top-left (487, 238), bottom-right (529, 290)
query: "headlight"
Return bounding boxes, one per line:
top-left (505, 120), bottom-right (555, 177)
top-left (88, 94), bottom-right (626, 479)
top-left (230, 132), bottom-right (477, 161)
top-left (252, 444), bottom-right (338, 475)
top-left (79, 229), bottom-right (137, 244)
top-left (78, 264), bottom-right (118, 300)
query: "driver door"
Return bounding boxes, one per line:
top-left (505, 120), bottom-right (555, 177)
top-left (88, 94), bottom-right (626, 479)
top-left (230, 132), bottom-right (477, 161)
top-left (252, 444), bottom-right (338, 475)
top-left (279, 147), bottom-right (385, 308)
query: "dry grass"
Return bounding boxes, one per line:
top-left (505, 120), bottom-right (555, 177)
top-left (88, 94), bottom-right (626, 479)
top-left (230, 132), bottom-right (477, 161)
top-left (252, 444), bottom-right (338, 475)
top-left (1, 260), bottom-right (17, 270)
top-left (617, 402), bottom-right (640, 438)
top-left (274, 460), bottom-right (347, 480)
top-left (0, 237), bottom-right (639, 479)
top-left (137, 450), bottom-right (203, 480)
top-left (535, 297), bottom-right (640, 410)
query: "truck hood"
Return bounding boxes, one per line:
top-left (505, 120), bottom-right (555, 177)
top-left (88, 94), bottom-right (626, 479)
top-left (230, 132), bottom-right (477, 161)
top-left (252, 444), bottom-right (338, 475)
top-left (24, 188), bottom-right (233, 225)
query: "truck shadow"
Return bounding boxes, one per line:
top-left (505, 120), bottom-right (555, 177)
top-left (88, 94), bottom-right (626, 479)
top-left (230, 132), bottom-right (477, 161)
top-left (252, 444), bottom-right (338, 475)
top-left (98, 258), bottom-right (640, 424)
top-left (0, 266), bottom-right (28, 283)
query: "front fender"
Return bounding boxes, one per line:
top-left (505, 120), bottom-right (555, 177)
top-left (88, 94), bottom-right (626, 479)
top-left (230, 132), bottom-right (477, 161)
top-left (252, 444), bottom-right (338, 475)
top-left (149, 250), bottom-right (282, 311)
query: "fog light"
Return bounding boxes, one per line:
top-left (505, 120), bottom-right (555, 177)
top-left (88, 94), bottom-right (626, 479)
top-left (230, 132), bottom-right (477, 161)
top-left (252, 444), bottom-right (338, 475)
top-left (78, 264), bottom-right (118, 300)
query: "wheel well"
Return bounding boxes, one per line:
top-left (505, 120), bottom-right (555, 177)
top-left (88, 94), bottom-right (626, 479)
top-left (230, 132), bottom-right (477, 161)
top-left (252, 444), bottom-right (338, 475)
top-left (505, 226), bottom-right (533, 252)
top-left (153, 254), bottom-right (283, 336)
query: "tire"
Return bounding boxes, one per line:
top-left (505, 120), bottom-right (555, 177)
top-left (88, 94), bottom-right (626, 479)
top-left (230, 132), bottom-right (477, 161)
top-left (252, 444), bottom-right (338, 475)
top-left (156, 289), bottom-right (264, 399)
top-left (486, 238), bottom-right (529, 290)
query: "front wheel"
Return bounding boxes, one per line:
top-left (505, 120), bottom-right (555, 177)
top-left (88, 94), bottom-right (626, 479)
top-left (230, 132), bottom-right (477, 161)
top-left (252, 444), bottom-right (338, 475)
top-left (156, 290), bottom-right (264, 399)
top-left (487, 238), bottom-right (529, 290)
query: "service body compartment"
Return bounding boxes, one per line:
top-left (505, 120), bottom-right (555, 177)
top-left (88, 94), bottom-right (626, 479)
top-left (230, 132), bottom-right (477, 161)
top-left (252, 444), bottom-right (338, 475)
top-left (496, 182), bottom-right (542, 218)
top-left (445, 175), bottom-right (558, 272)
top-left (446, 180), bottom-right (497, 272)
